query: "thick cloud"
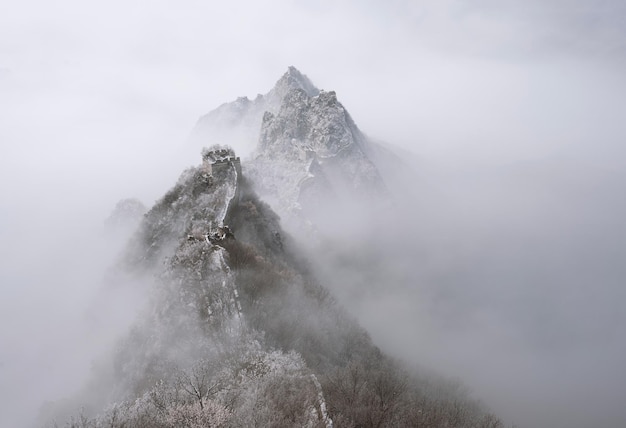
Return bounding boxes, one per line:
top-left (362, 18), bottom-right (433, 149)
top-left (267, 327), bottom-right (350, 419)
top-left (1, 1), bottom-right (625, 427)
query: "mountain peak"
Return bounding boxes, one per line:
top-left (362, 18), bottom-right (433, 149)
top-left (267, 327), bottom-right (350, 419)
top-left (274, 66), bottom-right (319, 97)
top-left (286, 65), bottom-right (305, 78)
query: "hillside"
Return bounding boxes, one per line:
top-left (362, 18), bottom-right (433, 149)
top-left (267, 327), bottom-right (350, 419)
top-left (43, 144), bottom-right (502, 427)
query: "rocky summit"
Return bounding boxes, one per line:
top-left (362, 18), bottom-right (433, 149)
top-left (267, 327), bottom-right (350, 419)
top-left (192, 67), bottom-right (396, 235)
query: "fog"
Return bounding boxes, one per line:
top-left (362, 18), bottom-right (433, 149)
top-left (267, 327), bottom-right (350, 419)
top-left (329, 158), bottom-right (626, 428)
top-left (2, 1), bottom-right (626, 427)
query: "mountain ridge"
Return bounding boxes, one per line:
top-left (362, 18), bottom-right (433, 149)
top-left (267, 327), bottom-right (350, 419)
top-left (40, 69), bottom-right (504, 427)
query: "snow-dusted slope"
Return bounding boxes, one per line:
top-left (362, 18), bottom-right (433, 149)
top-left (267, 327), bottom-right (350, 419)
top-left (246, 86), bottom-right (387, 227)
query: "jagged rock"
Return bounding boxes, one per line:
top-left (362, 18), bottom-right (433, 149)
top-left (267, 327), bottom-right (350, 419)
top-left (250, 86), bottom-right (387, 221)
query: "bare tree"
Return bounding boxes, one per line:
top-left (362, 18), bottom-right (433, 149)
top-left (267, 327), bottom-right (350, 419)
top-left (175, 359), bottom-right (222, 409)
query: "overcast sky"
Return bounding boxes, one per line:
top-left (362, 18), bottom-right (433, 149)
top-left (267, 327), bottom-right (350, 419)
top-left (2, 0), bottom-right (625, 167)
top-left (2, 1), bottom-right (626, 427)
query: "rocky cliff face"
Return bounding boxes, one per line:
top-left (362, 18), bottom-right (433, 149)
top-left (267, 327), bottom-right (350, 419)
top-left (247, 86), bottom-right (387, 230)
